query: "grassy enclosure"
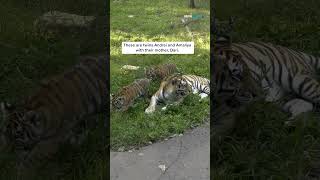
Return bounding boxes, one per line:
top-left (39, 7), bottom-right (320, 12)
top-left (0, 0), bottom-right (107, 179)
top-left (213, 0), bottom-right (320, 179)
top-left (110, 0), bottom-right (210, 150)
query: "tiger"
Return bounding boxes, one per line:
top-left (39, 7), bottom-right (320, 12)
top-left (213, 54), bottom-right (263, 107)
top-left (145, 74), bottom-right (210, 114)
top-left (111, 78), bottom-right (151, 112)
top-left (144, 63), bottom-right (178, 80)
top-left (213, 35), bottom-right (320, 120)
top-left (0, 55), bottom-right (107, 172)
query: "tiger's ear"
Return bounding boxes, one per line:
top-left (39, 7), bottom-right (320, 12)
top-left (0, 102), bottom-right (15, 122)
top-left (0, 102), bottom-right (15, 113)
top-left (171, 78), bottom-right (178, 85)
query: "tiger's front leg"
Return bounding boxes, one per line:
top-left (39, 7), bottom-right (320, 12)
top-left (145, 94), bottom-right (159, 114)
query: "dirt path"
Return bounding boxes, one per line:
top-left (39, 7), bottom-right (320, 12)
top-left (110, 121), bottom-right (210, 180)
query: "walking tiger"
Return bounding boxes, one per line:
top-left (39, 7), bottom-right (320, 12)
top-left (111, 78), bottom-right (151, 112)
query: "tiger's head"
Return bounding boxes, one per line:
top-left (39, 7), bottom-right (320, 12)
top-left (213, 55), bottom-right (260, 107)
top-left (213, 55), bottom-right (243, 104)
top-left (111, 95), bottom-right (128, 112)
top-left (162, 74), bottom-right (191, 103)
top-left (144, 67), bottom-right (156, 80)
top-left (0, 102), bottom-right (42, 153)
top-left (0, 102), bottom-right (25, 153)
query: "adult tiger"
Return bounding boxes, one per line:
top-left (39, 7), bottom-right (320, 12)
top-left (0, 55), bottom-right (107, 171)
top-left (213, 36), bottom-right (320, 119)
top-left (145, 74), bottom-right (210, 114)
top-left (144, 63), bottom-right (178, 80)
top-left (111, 78), bottom-right (151, 112)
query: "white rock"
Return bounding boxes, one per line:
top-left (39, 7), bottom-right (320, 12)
top-left (121, 65), bottom-right (140, 70)
top-left (118, 147), bottom-right (125, 152)
top-left (158, 164), bottom-right (166, 172)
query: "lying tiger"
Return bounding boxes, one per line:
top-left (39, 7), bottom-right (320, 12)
top-left (0, 55), bottom-right (106, 172)
top-left (144, 63), bottom-right (178, 80)
top-left (214, 35), bottom-right (320, 120)
top-left (111, 78), bottom-right (151, 112)
top-left (145, 74), bottom-right (210, 114)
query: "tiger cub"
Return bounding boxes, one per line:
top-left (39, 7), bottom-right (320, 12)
top-left (145, 74), bottom-right (210, 114)
top-left (111, 78), bottom-right (151, 112)
top-left (145, 63), bottom-right (177, 80)
top-left (0, 55), bottom-right (106, 170)
top-left (214, 36), bottom-right (320, 119)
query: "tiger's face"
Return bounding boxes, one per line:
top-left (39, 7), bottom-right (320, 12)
top-left (145, 67), bottom-right (156, 80)
top-left (0, 102), bottom-right (43, 153)
top-left (226, 54), bottom-right (243, 79)
top-left (213, 55), bottom-right (243, 102)
top-left (213, 55), bottom-right (257, 107)
top-left (111, 96), bottom-right (128, 111)
top-left (162, 75), bottom-right (191, 103)
top-left (0, 102), bottom-right (17, 152)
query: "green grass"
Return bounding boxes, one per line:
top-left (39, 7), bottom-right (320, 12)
top-left (0, 0), bottom-right (106, 179)
top-left (110, 0), bottom-right (210, 150)
top-left (213, 0), bottom-right (320, 179)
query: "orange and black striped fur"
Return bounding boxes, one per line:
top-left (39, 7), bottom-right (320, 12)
top-left (0, 55), bottom-right (106, 170)
top-left (214, 36), bottom-right (320, 119)
top-left (145, 74), bottom-right (210, 114)
top-left (111, 78), bottom-right (151, 112)
top-left (145, 63), bottom-right (177, 80)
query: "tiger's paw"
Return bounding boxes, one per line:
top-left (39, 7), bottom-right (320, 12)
top-left (145, 106), bottom-right (155, 114)
top-left (199, 93), bottom-right (208, 101)
top-left (192, 89), bottom-right (199, 94)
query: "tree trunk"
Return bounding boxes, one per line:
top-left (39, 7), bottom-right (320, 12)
top-left (189, 0), bottom-right (196, 8)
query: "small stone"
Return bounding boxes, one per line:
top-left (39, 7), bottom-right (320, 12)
top-left (148, 141), bottom-right (152, 145)
top-left (118, 147), bottom-right (125, 152)
top-left (170, 134), bottom-right (177, 138)
top-left (164, 138), bottom-right (168, 141)
top-left (158, 164), bottom-right (166, 172)
top-left (121, 65), bottom-right (140, 70)
top-left (138, 153), bottom-right (144, 156)
top-left (128, 150), bottom-right (133, 153)
top-left (178, 134), bottom-right (183, 137)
